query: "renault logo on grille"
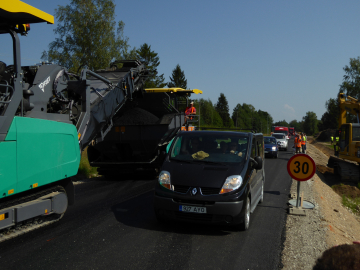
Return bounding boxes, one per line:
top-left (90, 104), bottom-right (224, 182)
top-left (191, 188), bottom-right (197, 195)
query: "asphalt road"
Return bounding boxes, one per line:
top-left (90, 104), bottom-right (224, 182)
top-left (0, 144), bottom-right (294, 270)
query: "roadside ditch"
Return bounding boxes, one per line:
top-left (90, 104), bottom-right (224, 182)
top-left (281, 138), bottom-right (360, 269)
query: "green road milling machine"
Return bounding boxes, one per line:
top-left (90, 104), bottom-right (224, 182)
top-left (0, 1), bottom-right (148, 236)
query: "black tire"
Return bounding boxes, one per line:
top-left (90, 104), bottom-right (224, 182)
top-left (239, 196), bottom-right (250, 231)
top-left (275, 152), bottom-right (278, 158)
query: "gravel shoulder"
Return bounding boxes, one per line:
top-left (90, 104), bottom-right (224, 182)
top-left (281, 139), bottom-right (360, 270)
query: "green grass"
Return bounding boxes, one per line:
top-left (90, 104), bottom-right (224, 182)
top-left (342, 195), bottom-right (360, 215)
top-left (78, 148), bottom-right (98, 178)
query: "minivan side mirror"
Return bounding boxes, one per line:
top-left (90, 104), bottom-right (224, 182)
top-left (250, 156), bottom-right (263, 170)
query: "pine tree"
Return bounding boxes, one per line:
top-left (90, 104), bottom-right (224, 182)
top-left (136, 43), bottom-right (166, 88)
top-left (215, 93), bottom-right (232, 127)
top-left (168, 64), bottom-right (187, 89)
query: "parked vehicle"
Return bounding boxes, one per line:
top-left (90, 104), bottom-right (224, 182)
top-left (272, 133), bottom-right (288, 151)
top-left (264, 136), bottom-right (278, 158)
top-left (153, 131), bottom-right (265, 230)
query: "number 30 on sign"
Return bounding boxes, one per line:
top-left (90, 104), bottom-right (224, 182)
top-left (287, 154), bottom-right (316, 181)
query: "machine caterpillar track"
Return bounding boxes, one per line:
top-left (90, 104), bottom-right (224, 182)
top-left (0, 185), bottom-right (66, 243)
top-left (328, 156), bottom-right (360, 182)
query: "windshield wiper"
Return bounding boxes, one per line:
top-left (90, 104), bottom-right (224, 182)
top-left (170, 159), bottom-right (194, 164)
top-left (191, 160), bottom-right (227, 166)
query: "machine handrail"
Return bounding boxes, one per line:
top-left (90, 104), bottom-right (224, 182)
top-left (0, 83), bottom-right (14, 104)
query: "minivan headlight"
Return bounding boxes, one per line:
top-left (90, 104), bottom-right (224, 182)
top-left (272, 146), bottom-right (277, 151)
top-left (220, 175), bottom-right (242, 194)
top-left (158, 171), bottom-right (173, 190)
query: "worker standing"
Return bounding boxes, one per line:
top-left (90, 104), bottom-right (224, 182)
top-left (294, 134), bottom-right (302, 154)
top-left (184, 101), bottom-right (196, 124)
top-left (302, 133), bottom-right (307, 154)
top-left (331, 136), bottom-right (334, 145)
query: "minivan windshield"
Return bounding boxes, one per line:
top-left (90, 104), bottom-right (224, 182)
top-left (264, 137), bottom-right (277, 144)
top-left (272, 134), bottom-right (285, 139)
top-left (169, 133), bottom-right (248, 164)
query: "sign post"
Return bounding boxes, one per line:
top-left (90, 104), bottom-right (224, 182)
top-left (287, 154), bottom-right (316, 215)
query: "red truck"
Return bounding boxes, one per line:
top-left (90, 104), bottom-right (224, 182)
top-left (273, 126), bottom-right (290, 139)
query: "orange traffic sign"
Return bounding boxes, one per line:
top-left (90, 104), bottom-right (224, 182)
top-left (287, 154), bottom-right (316, 181)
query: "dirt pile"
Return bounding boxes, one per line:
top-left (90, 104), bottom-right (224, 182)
top-left (332, 185), bottom-right (360, 199)
top-left (309, 140), bottom-right (334, 158)
top-left (316, 129), bottom-right (336, 142)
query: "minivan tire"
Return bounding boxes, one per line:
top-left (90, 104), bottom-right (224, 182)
top-left (239, 196), bottom-right (250, 231)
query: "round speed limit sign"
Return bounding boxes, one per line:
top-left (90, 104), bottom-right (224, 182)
top-left (287, 154), bottom-right (316, 181)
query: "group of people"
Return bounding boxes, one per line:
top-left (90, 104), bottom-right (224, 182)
top-left (293, 133), bottom-right (307, 154)
top-left (330, 135), bottom-right (339, 145)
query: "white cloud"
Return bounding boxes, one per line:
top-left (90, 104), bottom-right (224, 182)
top-left (284, 104), bottom-right (295, 113)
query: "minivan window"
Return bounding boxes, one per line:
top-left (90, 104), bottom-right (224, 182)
top-left (169, 133), bottom-right (248, 164)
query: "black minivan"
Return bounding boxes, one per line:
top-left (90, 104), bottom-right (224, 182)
top-left (153, 131), bottom-right (265, 230)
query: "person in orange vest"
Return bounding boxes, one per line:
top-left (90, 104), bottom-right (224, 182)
top-left (184, 101), bottom-right (196, 124)
top-left (294, 134), bottom-right (302, 154)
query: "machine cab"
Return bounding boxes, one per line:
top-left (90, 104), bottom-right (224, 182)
top-left (337, 123), bottom-right (360, 159)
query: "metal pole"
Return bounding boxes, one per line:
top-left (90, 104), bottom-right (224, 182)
top-left (199, 101), bottom-right (201, 130)
top-left (296, 181), bottom-right (301, 207)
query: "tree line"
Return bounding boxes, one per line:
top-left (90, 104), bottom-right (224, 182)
top-left (190, 94), bottom-right (275, 134)
top-left (41, 0), bottom-right (276, 133)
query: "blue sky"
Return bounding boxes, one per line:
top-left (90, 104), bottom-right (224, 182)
top-left (3, 0), bottom-right (360, 123)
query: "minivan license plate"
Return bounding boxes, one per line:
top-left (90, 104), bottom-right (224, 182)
top-left (179, 205), bottom-right (206, 214)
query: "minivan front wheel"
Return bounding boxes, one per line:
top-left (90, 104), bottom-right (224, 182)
top-left (239, 196), bottom-right (250, 231)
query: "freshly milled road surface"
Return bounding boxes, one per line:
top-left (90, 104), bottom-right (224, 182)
top-left (0, 145), bottom-right (294, 270)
